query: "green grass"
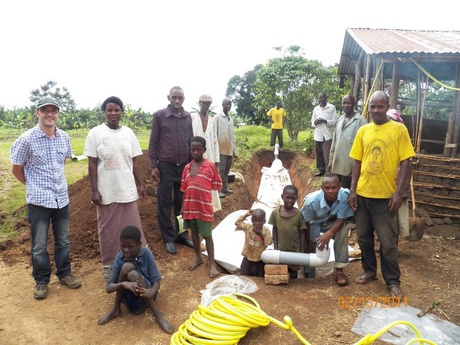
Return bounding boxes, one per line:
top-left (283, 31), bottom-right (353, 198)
top-left (0, 127), bottom-right (311, 241)
top-left (234, 125), bottom-right (314, 169)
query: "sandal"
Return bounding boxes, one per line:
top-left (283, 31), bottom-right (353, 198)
top-left (102, 265), bottom-right (112, 281)
top-left (335, 270), bottom-right (349, 286)
top-left (389, 285), bottom-right (404, 299)
top-left (355, 271), bottom-right (377, 285)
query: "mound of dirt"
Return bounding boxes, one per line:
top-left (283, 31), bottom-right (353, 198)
top-left (1, 149), bottom-right (459, 345)
top-left (0, 150), bottom-right (316, 266)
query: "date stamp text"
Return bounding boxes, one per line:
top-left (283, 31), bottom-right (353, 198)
top-left (337, 296), bottom-right (409, 309)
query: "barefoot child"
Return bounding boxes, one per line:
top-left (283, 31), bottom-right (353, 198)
top-left (181, 136), bottom-right (222, 278)
top-left (269, 185), bottom-right (308, 279)
top-left (235, 209), bottom-right (273, 277)
top-left (97, 226), bottom-right (174, 334)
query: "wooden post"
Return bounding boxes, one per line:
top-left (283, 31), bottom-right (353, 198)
top-left (416, 74), bottom-right (428, 155)
top-left (415, 72), bottom-right (422, 154)
top-left (353, 51), bottom-right (363, 103)
top-left (450, 63), bottom-right (460, 157)
top-left (363, 54), bottom-right (372, 120)
top-left (444, 115), bottom-right (455, 157)
top-left (375, 58), bottom-right (384, 91)
top-left (390, 59), bottom-right (401, 109)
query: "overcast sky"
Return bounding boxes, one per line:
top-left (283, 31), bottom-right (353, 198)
top-left (1, 0), bottom-right (458, 112)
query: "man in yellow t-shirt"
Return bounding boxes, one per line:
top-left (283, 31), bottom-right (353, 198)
top-left (349, 91), bottom-right (414, 300)
top-left (267, 101), bottom-right (286, 148)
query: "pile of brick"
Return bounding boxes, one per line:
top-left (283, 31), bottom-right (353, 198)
top-left (264, 264), bottom-right (289, 285)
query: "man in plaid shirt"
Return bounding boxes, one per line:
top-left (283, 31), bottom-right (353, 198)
top-left (10, 96), bottom-right (81, 299)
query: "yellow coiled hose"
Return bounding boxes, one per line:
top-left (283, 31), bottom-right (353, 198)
top-left (170, 293), bottom-right (436, 345)
top-left (170, 292), bottom-right (311, 345)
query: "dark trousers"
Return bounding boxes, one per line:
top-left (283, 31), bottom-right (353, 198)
top-left (156, 162), bottom-right (190, 243)
top-left (314, 139), bottom-right (332, 172)
top-left (219, 154), bottom-right (233, 192)
top-left (337, 174), bottom-right (352, 190)
top-left (270, 129), bottom-right (284, 147)
top-left (240, 257), bottom-right (265, 277)
top-left (355, 196), bottom-right (400, 287)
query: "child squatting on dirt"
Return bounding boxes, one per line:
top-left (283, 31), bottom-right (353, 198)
top-left (235, 209), bottom-right (273, 277)
top-left (97, 225), bottom-right (174, 334)
top-left (180, 136), bottom-right (222, 278)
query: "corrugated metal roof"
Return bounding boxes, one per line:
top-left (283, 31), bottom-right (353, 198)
top-left (347, 28), bottom-right (460, 55)
top-left (338, 28), bottom-right (460, 79)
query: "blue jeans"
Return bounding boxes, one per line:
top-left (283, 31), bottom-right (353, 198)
top-left (355, 196), bottom-right (400, 287)
top-left (28, 204), bottom-right (72, 284)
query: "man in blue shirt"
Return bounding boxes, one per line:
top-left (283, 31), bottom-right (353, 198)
top-left (10, 96), bottom-right (81, 299)
top-left (301, 173), bottom-right (354, 286)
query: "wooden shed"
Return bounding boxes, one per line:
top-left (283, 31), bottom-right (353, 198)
top-left (338, 28), bottom-right (460, 220)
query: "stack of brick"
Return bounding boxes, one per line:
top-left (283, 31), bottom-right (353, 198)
top-left (264, 264), bottom-right (289, 285)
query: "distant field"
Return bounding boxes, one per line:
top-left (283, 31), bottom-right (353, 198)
top-left (0, 128), bottom-right (150, 240)
top-left (0, 126), bottom-right (312, 240)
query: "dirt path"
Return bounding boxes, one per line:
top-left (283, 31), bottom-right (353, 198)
top-left (1, 150), bottom-right (459, 345)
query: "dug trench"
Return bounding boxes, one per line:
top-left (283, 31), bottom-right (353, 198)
top-left (0, 150), bottom-right (459, 345)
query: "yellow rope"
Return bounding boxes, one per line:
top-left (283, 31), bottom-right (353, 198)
top-left (170, 293), bottom-right (436, 345)
top-left (362, 58), bottom-right (459, 119)
top-left (410, 57), bottom-right (460, 91)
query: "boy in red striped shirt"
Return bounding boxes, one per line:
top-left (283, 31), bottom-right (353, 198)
top-left (181, 136), bottom-right (222, 278)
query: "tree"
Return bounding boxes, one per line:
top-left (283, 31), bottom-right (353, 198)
top-left (253, 46), bottom-right (345, 141)
top-left (30, 80), bottom-right (77, 114)
top-left (226, 65), bottom-right (262, 124)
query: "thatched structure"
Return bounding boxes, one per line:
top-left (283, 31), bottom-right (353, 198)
top-left (338, 28), bottom-right (460, 220)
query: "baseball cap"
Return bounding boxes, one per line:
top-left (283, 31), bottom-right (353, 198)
top-left (199, 94), bottom-right (213, 102)
top-left (37, 96), bottom-right (60, 110)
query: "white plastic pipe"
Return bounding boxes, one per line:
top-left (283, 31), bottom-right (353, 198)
top-left (261, 248), bottom-right (330, 267)
top-left (274, 143), bottom-right (279, 157)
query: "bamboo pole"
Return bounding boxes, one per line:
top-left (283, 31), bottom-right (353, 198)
top-left (425, 212), bottom-right (460, 219)
top-left (413, 181), bottom-right (460, 191)
top-left (413, 191), bottom-right (460, 202)
top-left (416, 153), bottom-right (460, 163)
top-left (412, 163), bottom-right (460, 172)
top-left (412, 170), bottom-right (460, 179)
top-left (411, 199), bottom-right (460, 212)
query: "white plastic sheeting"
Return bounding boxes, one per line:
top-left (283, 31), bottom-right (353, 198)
top-left (208, 154), bottom-right (359, 276)
top-left (352, 303), bottom-right (460, 344)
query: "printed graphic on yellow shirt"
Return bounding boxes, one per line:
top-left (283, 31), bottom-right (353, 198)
top-left (366, 145), bottom-right (385, 175)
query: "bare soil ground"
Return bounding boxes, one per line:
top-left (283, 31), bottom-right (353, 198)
top-left (1, 150), bottom-right (459, 345)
